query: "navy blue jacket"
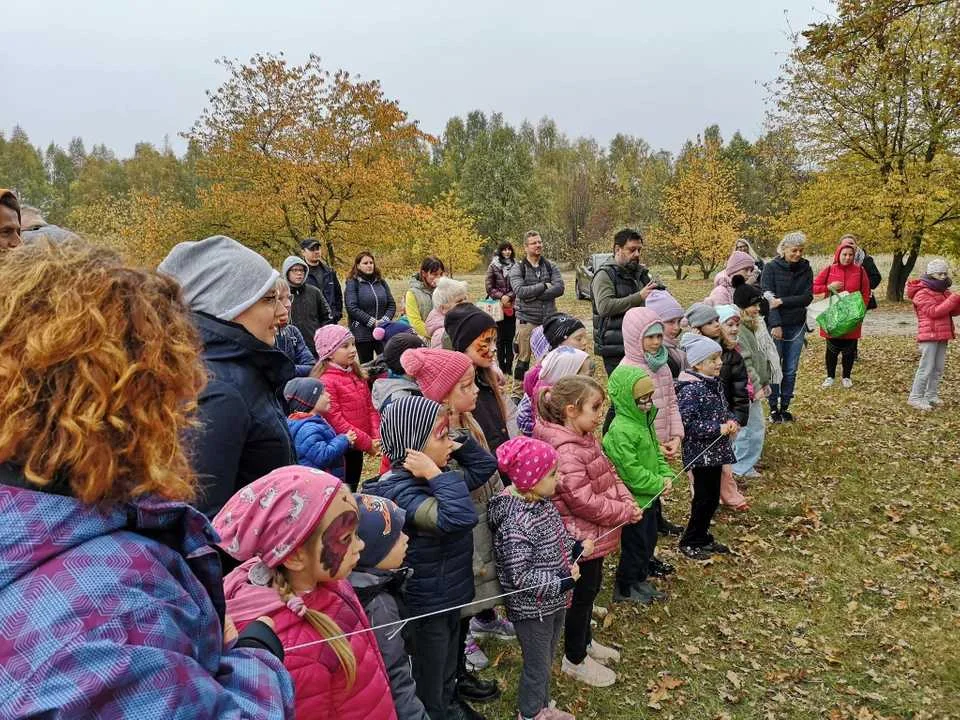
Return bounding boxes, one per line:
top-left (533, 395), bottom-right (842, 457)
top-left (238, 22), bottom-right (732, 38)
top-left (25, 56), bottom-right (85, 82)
top-left (345, 275), bottom-right (396, 343)
top-left (362, 437), bottom-right (497, 614)
top-left (275, 324), bottom-right (316, 377)
top-left (305, 261), bottom-right (344, 323)
top-left (191, 313), bottom-right (296, 516)
top-left (760, 256), bottom-right (813, 329)
top-left (288, 413), bottom-right (349, 479)
top-left (675, 370), bottom-right (737, 469)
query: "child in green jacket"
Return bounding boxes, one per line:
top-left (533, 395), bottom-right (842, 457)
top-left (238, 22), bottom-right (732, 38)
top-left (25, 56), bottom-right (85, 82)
top-left (603, 364), bottom-right (674, 604)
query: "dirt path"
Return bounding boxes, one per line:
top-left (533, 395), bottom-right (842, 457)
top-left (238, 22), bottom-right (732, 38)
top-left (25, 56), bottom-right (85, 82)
top-left (861, 310), bottom-right (916, 336)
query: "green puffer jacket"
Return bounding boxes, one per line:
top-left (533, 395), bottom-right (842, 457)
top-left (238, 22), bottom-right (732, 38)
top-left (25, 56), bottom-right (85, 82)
top-left (602, 364), bottom-right (672, 508)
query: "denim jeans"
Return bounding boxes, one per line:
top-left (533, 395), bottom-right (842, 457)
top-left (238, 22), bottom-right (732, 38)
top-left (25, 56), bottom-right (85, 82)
top-left (732, 399), bottom-right (766, 475)
top-left (769, 324), bottom-right (806, 412)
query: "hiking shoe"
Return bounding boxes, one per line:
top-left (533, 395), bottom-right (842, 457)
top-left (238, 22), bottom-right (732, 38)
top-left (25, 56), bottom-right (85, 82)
top-left (704, 540), bottom-right (731, 554)
top-left (613, 584), bottom-right (653, 605)
top-left (452, 699), bottom-right (487, 720)
top-left (469, 615), bottom-right (516, 640)
top-left (780, 410), bottom-right (795, 422)
top-left (741, 469), bottom-right (763, 479)
top-left (586, 640), bottom-right (621, 664)
top-left (591, 605), bottom-right (608, 621)
top-left (561, 655), bottom-right (617, 687)
top-left (821, 377), bottom-right (835, 388)
top-left (841, 378), bottom-right (853, 388)
top-left (649, 557), bottom-right (675, 577)
top-left (457, 671), bottom-right (500, 702)
top-left (908, 399), bottom-right (932, 412)
top-left (769, 411), bottom-right (783, 424)
top-left (520, 708), bottom-right (576, 720)
top-left (464, 636), bottom-right (489, 671)
top-left (680, 544), bottom-right (713, 561)
top-left (657, 518), bottom-right (684, 537)
top-left (633, 580), bottom-right (667, 601)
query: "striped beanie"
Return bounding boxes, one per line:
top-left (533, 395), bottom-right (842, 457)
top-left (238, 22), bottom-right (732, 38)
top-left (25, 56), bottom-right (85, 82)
top-left (380, 395), bottom-right (442, 465)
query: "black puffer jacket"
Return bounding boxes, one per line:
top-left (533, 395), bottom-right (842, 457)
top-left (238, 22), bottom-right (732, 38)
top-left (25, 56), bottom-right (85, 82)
top-left (472, 370), bottom-right (510, 455)
top-left (190, 312), bottom-right (296, 516)
top-left (720, 346), bottom-right (750, 426)
top-left (760, 256), bottom-right (813, 329)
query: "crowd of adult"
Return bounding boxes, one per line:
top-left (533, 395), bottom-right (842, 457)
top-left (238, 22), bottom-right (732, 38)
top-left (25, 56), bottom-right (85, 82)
top-left (5, 179), bottom-right (960, 720)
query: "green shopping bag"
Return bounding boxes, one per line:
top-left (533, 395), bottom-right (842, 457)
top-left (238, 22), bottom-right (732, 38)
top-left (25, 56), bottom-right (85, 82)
top-left (815, 289), bottom-right (866, 338)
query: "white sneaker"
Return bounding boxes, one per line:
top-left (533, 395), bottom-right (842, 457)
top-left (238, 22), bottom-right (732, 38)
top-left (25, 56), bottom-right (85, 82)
top-left (927, 396), bottom-right (943, 406)
top-left (841, 378), bottom-right (853, 388)
top-left (561, 655), bottom-right (617, 687)
top-left (586, 640), bottom-right (621, 665)
top-left (908, 399), bottom-right (932, 412)
top-left (464, 635), bottom-right (489, 671)
top-left (821, 377), bottom-right (835, 388)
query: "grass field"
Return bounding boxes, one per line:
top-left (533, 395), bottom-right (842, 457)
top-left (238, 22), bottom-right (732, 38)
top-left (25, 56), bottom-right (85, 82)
top-left (379, 258), bottom-right (960, 719)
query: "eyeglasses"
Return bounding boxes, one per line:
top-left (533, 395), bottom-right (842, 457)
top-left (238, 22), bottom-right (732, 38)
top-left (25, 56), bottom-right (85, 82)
top-left (260, 294), bottom-right (280, 305)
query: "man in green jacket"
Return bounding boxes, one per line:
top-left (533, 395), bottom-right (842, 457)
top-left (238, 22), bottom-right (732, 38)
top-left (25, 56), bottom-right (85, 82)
top-left (603, 364), bottom-right (673, 605)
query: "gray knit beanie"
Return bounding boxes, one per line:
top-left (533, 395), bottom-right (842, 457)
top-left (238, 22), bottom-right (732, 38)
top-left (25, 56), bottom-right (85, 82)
top-left (159, 235), bottom-right (279, 321)
top-left (680, 333), bottom-right (723, 368)
top-left (684, 302), bottom-right (720, 329)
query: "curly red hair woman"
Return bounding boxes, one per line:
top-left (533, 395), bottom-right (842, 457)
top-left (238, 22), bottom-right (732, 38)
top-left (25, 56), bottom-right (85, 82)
top-left (0, 240), bottom-right (294, 718)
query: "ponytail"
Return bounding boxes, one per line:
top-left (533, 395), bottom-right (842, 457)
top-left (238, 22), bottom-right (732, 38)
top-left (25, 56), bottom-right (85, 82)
top-left (537, 375), bottom-right (604, 425)
top-left (274, 572), bottom-right (357, 690)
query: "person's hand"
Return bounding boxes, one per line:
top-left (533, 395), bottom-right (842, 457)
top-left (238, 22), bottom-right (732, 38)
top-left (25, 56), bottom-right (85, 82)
top-left (770, 326), bottom-right (783, 340)
top-left (345, 430), bottom-right (358, 446)
top-left (499, 296), bottom-right (510, 307)
top-left (403, 449), bottom-right (442, 480)
top-left (639, 281), bottom-right (660, 301)
top-left (664, 437), bottom-right (681, 458)
top-left (631, 504), bottom-right (644, 522)
top-left (581, 538), bottom-right (595, 558)
top-left (828, 281), bottom-right (844, 292)
top-left (761, 385), bottom-right (772, 398)
top-left (367, 438), bottom-right (381, 456)
top-left (570, 563), bottom-right (581, 581)
top-left (770, 297), bottom-right (783, 309)
top-left (721, 420), bottom-right (740, 436)
top-left (661, 477), bottom-right (673, 496)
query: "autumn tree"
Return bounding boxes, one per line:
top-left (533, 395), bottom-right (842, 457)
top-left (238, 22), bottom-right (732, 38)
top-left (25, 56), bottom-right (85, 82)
top-left (187, 53), bottom-right (429, 265)
top-left (652, 134), bottom-right (745, 279)
top-left (773, 0), bottom-right (960, 299)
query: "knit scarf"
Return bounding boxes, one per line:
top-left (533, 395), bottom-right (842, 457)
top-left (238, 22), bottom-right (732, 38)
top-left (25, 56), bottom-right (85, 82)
top-left (920, 274), bottom-right (952, 292)
top-left (644, 345), bottom-right (669, 373)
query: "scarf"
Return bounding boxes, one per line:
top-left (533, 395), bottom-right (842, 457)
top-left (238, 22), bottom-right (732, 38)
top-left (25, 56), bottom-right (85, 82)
top-left (920, 274), bottom-right (952, 292)
top-left (644, 345), bottom-right (669, 373)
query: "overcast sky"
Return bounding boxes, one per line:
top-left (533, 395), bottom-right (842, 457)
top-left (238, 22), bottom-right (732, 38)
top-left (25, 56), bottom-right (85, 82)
top-left (4, 0), bottom-right (827, 158)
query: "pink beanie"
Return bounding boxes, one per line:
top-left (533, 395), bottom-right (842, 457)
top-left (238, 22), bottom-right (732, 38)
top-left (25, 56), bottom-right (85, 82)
top-left (314, 324), bottom-right (353, 361)
top-left (645, 290), bottom-right (684, 322)
top-left (401, 347), bottom-right (474, 402)
top-left (496, 437), bottom-right (558, 492)
top-left (725, 251), bottom-right (756, 277)
top-left (213, 465), bottom-right (343, 569)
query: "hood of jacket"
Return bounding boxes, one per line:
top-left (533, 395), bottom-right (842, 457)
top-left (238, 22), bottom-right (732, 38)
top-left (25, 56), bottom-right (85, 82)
top-left (832, 238), bottom-right (858, 265)
top-left (371, 375), bottom-right (421, 412)
top-left (607, 364), bottom-right (658, 427)
top-left (425, 307), bottom-right (446, 336)
top-left (771, 255), bottom-right (812, 274)
top-left (622, 307), bottom-right (663, 364)
top-left (348, 566), bottom-right (407, 606)
top-left (194, 311), bottom-right (295, 388)
top-left (282, 256), bottom-right (309, 285)
top-left (408, 274), bottom-right (432, 294)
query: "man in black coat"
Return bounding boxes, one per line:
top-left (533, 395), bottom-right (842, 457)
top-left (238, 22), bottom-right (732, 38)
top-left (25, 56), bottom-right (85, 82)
top-left (300, 238), bottom-right (344, 323)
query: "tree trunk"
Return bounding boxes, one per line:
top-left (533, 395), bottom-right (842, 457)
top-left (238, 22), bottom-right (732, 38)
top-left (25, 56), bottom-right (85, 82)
top-left (886, 250), bottom-right (915, 302)
top-left (672, 263), bottom-right (684, 280)
top-left (325, 236), bottom-right (338, 268)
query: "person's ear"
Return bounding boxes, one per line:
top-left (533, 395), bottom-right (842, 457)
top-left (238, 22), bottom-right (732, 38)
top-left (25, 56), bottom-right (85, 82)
top-left (564, 403), bottom-right (578, 419)
top-left (282, 546), bottom-right (308, 573)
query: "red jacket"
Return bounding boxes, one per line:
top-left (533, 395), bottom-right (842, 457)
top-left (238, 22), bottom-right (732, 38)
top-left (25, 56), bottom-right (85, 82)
top-left (266, 579), bottom-right (396, 720)
top-left (907, 279), bottom-right (960, 343)
top-left (812, 241), bottom-right (871, 340)
top-left (533, 419), bottom-right (637, 559)
top-left (319, 364), bottom-right (380, 452)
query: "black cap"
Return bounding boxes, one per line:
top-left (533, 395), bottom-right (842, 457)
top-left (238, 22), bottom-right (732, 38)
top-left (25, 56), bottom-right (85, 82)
top-left (300, 238), bottom-right (322, 250)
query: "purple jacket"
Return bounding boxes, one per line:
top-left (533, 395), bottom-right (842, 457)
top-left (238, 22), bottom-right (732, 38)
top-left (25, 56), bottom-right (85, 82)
top-left (0, 478), bottom-right (295, 719)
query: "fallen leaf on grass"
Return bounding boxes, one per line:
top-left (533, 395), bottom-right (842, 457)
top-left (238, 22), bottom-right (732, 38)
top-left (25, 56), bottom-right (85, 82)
top-left (726, 669), bottom-right (742, 689)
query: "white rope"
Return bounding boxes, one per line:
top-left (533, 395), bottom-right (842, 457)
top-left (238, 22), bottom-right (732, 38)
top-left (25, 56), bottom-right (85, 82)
top-left (284, 432), bottom-right (729, 652)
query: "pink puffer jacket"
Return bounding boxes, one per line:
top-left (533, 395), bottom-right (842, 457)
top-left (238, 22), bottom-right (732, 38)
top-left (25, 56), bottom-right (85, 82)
top-left (706, 271), bottom-right (733, 306)
top-left (319, 364), bottom-right (380, 452)
top-left (621, 307), bottom-right (684, 444)
top-left (533, 419), bottom-right (637, 558)
top-left (266, 579), bottom-right (396, 720)
top-left (426, 308), bottom-right (446, 348)
top-left (907, 280), bottom-right (960, 342)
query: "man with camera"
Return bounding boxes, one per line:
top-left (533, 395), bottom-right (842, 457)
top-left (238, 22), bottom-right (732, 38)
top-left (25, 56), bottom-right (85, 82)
top-left (591, 228), bottom-right (662, 376)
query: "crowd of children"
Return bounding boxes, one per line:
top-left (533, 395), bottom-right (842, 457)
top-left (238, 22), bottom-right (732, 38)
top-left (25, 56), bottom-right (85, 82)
top-left (210, 250), bottom-right (959, 720)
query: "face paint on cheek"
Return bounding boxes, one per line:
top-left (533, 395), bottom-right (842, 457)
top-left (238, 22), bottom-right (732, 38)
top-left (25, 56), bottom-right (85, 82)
top-left (320, 511), bottom-right (358, 575)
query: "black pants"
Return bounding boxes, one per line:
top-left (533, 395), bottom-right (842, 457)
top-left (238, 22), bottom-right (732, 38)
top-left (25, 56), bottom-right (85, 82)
top-left (344, 449), bottom-right (364, 492)
top-left (825, 338), bottom-right (858, 379)
top-left (497, 314), bottom-right (516, 377)
top-left (601, 355), bottom-right (622, 435)
top-left (616, 508), bottom-right (658, 592)
top-left (409, 608), bottom-right (461, 720)
top-left (564, 557), bottom-right (603, 664)
top-left (680, 465), bottom-right (722, 547)
top-left (356, 340), bottom-right (382, 364)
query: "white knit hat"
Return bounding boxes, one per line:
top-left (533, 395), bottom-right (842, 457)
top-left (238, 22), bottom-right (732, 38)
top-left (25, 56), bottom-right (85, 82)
top-left (927, 258), bottom-right (950, 276)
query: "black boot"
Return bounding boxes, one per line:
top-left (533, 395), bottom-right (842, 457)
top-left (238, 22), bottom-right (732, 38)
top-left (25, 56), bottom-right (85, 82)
top-left (456, 671), bottom-right (500, 703)
top-left (450, 699), bottom-right (486, 720)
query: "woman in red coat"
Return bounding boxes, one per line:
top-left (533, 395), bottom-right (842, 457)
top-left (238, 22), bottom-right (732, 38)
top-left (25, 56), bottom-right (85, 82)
top-left (813, 237), bottom-right (871, 388)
